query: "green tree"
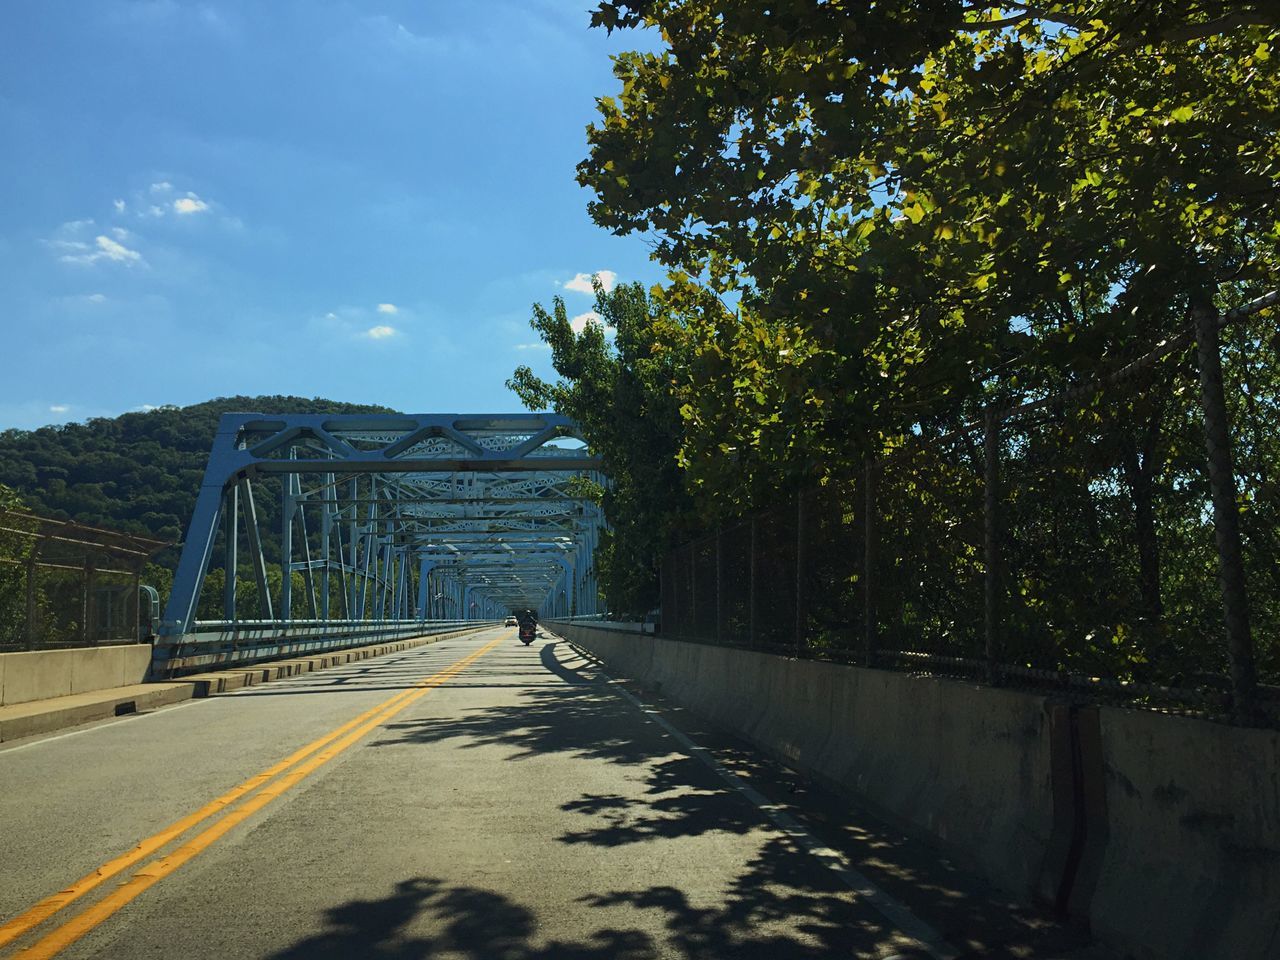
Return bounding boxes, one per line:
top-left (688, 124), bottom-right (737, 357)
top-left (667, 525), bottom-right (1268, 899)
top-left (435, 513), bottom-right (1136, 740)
top-left (565, 1), bottom-right (1279, 682)
top-left (581, 1), bottom-right (1279, 467)
top-left (508, 279), bottom-right (693, 615)
top-left (0, 483), bottom-right (31, 646)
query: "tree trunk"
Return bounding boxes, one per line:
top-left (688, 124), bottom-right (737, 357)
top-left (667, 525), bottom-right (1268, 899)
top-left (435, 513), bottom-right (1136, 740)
top-left (1192, 292), bottom-right (1256, 720)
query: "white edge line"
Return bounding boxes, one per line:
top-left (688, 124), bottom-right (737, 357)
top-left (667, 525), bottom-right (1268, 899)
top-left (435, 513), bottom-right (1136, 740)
top-left (0, 698), bottom-right (208, 756)
top-left (568, 642), bottom-right (961, 960)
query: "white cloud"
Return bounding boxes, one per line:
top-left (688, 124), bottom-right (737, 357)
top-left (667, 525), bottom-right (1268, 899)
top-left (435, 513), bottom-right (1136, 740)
top-left (570, 311), bottom-right (603, 334)
top-left (49, 404), bottom-right (70, 414)
top-left (111, 226), bottom-right (132, 240)
top-left (173, 193), bottom-right (209, 214)
top-left (515, 342), bottom-right (551, 351)
top-left (86, 293), bottom-right (107, 303)
top-left (58, 234), bottom-right (144, 266)
top-left (563, 270), bottom-right (617, 295)
top-left (113, 199), bottom-right (126, 213)
top-left (363, 325), bottom-right (398, 340)
top-left (376, 302), bottom-right (398, 314)
top-left (46, 239), bottom-right (90, 253)
top-left (96, 235), bottom-right (141, 262)
top-left (136, 404), bottom-right (161, 412)
top-left (150, 181), bottom-right (173, 194)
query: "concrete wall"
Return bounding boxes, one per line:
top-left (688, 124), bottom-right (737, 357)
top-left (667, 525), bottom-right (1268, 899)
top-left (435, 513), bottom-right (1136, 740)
top-left (1088, 707), bottom-right (1280, 960)
top-left (554, 622), bottom-right (1280, 960)
top-left (0, 645), bottom-right (152, 706)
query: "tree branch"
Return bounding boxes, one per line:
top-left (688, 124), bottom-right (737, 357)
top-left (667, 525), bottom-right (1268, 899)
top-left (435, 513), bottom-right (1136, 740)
top-left (962, 4), bottom-right (1090, 31)
top-left (1159, 12), bottom-right (1280, 44)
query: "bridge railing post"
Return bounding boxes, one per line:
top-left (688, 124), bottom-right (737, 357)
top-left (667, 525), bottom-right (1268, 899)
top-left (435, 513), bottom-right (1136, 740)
top-left (715, 526), bottom-right (726, 645)
top-left (983, 407), bottom-right (1002, 683)
top-left (863, 456), bottom-right (876, 667)
top-left (748, 517), bottom-right (758, 648)
top-left (794, 490), bottom-right (808, 654)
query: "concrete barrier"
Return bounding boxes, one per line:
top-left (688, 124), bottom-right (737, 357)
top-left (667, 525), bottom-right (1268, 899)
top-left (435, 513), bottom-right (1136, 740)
top-left (1087, 707), bottom-right (1280, 960)
top-left (0, 645), bottom-right (152, 706)
top-left (553, 622), bottom-right (1280, 960)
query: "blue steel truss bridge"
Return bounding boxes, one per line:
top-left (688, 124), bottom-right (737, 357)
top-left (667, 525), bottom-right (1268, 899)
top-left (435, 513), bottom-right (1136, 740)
top-left (155, 412), bottom-right (604, 674)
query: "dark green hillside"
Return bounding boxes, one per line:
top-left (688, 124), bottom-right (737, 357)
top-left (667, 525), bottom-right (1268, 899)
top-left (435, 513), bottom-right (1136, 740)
top-left (0, 397), bottom-right (397, 560)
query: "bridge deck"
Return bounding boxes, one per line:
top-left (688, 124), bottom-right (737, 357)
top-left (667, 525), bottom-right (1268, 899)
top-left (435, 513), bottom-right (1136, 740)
top-left (0, 627), bottom-right (1109, 959)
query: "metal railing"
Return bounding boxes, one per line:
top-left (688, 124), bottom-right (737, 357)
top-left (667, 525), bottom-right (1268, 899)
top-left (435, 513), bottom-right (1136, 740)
top-left (152, 618), bottom-right (501, 675)
top-left (661, 295), bottom-right (1280, 725)
top-left (0, 511), bottom-right (170, 651)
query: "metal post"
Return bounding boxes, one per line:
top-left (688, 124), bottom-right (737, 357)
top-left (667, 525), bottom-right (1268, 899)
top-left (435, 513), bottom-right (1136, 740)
top-left (748, 517), bottom-right (758, 647)
top-left (348, 479), bottom-right (360, 618)
top-left (1194, 298), bottom-right (1257, 719)
top-left (715, 526), bottom-right (726, 644)
top-left (24, 542), bottom-right (41, 650)
top-left (688, 543), bottom-right (696, 637)
top-left (281, 469), bottom-right (294, 623)
top-left (294, 478), bottom-right (318, 619)
top-left (794, 491), bottom-right (807, 653)
top-left (83, 558), bottom-right (95, 645)
top-left (668, 549), bottom-right (678, 638)
top-left (320, 473), bottom-right (333, 620)
top-left (132, 569), bottom-right (141, 644)
top-left (983, 408), bottom-right (1001, 679)
top-left (240, 478), bottom-right (273, 621)
top-left (396, 552), bottom-right (405, 619)
top-left (863, 456), bottom-right (877, 667)
top-left (333, 517), bottom-right (349, 619)
top-left (223, 484), bottom-right (238, 621)
top-left (417, 559), bottom-right (431, 621)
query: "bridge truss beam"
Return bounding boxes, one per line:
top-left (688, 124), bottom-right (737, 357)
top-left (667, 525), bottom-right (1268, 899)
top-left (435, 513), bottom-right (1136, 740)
top-left (158, 413), bottom-right (605, 668)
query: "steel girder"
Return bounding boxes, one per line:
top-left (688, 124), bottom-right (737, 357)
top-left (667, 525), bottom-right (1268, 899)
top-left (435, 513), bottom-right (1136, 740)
top-left (160, 413), bottom-right (606, 646)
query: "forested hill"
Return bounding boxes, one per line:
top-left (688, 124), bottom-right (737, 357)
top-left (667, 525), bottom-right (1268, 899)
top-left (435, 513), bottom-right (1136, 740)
top-left (0, 397), bottom-right (397, 553)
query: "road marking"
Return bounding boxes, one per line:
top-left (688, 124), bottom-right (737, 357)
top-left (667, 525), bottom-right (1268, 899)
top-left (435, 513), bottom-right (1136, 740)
top-left (567, 642), bottom-right (961, 960)
top-left (0, 632), bottom-right (505, 956)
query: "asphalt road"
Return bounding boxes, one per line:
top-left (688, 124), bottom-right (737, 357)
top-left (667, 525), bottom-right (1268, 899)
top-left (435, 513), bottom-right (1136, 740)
top-left (0, 627), bottom-right (1109, 960)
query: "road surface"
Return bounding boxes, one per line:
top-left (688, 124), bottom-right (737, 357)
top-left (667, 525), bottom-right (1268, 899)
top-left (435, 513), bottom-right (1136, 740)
top-left (0, 627), bottom-right (1106, 959)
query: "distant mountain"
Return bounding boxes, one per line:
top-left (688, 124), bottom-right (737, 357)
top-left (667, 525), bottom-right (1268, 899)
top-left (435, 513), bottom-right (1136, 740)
top-left (0, 396), bottom-right (397, 563)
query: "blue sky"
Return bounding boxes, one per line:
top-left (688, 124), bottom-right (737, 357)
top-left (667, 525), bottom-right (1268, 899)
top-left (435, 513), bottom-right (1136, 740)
top-left (0, 1), bottom-right (660, 430)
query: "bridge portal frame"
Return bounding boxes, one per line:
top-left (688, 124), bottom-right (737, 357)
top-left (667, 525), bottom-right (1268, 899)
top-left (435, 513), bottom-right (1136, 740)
top-left (159, 412), bottom-right (605, 667)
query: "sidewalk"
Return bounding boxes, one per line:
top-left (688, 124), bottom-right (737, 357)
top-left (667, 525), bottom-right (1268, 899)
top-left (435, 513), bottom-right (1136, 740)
top-left (0, 631), bottom-right (483, 745)
top-left (0, 682), bottom-right (195, 743)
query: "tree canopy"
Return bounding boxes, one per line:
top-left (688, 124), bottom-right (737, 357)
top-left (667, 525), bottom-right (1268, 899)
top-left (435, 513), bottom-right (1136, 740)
top-left (512, 1), bottom-right (1278, 682)
top-left (579, 1), bottom-right (1278, 494)
top-left (508, 280), bottom-right (693, 615)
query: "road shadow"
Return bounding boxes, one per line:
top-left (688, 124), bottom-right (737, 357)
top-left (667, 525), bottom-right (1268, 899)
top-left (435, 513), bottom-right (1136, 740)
top-left (361, 638), bottom-right (1105, 959)
top-left (266, 876), bottom-right (657, 960)
top-left (369, 643), bottom-right (659, 767)
top-left (539, 641), bottom-right (596, 685)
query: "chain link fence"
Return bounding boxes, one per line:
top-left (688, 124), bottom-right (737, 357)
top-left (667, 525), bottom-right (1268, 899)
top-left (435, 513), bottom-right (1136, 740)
top-left (0, 511), bottom-right (170, 651)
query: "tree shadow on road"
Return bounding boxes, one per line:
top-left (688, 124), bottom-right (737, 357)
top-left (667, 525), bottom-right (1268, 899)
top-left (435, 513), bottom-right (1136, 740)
top-left (359, 640), bottom-right (1104, 959)
top-left (266, 876), bottom-right (657, 960)
top-left (369, 643), bottom-right (661, 767)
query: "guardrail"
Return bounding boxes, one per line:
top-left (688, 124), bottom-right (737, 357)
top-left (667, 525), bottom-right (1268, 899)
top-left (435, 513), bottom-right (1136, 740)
top-left (151, 619), bottom-right (500, 676)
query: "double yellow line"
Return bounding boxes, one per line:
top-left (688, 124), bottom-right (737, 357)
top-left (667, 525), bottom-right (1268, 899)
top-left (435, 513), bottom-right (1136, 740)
top-left (0, 635), bottom-right (504, 960)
